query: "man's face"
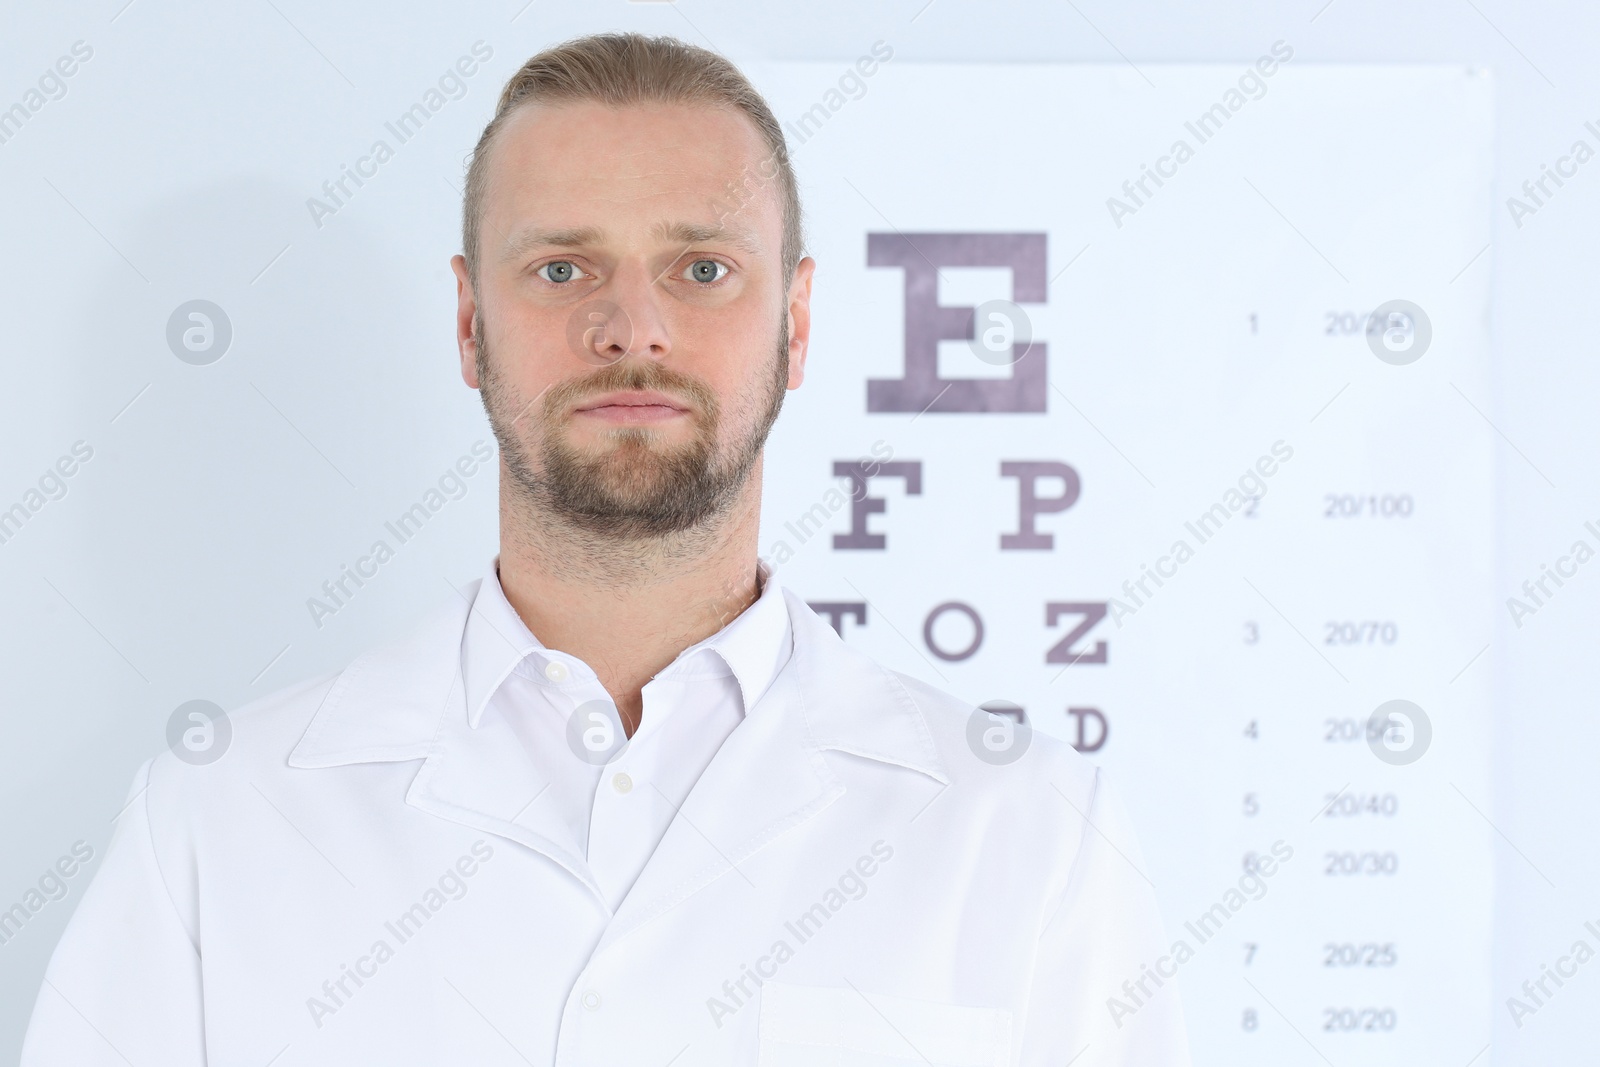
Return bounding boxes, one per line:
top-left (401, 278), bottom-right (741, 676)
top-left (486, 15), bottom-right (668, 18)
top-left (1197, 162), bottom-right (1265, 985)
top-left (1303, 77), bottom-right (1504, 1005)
top-left (452, 99), bottom-right (813, 538)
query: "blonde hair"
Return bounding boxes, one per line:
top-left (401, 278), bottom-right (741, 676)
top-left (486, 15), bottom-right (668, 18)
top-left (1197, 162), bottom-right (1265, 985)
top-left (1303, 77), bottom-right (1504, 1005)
top-left (462, 32), bottom-right (804, 293)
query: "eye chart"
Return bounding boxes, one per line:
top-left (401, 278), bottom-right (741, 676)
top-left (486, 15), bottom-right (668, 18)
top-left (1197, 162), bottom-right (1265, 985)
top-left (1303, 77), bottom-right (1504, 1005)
top-left (753, 55), bottom-right (1494, 1064)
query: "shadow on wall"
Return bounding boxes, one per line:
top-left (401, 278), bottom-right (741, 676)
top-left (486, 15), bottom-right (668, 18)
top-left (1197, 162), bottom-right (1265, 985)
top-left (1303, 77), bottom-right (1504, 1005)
top-left (3, 171), bottom-right (465, 1057)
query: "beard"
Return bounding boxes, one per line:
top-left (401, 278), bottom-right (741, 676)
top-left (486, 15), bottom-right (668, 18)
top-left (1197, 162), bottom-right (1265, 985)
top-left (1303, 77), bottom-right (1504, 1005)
top-left (476, 311), bottom-right (789, 540)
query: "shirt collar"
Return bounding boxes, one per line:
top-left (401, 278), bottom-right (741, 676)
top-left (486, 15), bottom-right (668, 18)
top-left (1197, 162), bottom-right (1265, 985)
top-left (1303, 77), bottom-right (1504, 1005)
top-left (290, 576), bottom-right (947, 787)
top-left (461, 555), bottom-right (793, 730)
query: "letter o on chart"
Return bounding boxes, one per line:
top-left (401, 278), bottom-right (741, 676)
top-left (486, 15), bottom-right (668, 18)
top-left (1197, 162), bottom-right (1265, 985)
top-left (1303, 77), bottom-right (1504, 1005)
top-left (924, 601), bottom-right (984, 662)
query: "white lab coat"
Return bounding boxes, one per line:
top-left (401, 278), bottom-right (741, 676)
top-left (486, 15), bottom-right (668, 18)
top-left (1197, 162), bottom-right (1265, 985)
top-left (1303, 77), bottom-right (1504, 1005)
top-left (22, 581), bottom-right (1190, 1066)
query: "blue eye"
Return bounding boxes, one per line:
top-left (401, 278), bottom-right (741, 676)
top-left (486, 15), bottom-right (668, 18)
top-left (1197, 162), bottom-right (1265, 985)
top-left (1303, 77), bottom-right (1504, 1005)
top-left (685, 259), bottom-right (728, 283)
top-left (539, 261), bottom-right (580, 283)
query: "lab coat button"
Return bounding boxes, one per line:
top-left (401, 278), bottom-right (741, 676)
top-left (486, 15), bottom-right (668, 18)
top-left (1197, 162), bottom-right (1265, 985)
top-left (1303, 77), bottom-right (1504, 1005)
top-left (612, 772), bottom-right (633, 794)
top-left (582, 990), bottom-right (601, 1011)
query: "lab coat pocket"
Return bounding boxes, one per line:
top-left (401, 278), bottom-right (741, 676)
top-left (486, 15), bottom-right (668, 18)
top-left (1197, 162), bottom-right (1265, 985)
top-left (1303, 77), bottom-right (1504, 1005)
top-left (756, 981), bottom-right (1012, 1066)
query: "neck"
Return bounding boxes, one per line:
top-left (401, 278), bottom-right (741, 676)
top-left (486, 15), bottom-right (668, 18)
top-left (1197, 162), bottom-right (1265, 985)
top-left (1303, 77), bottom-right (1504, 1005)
top-left (495, 455), bottom-right (765, 734)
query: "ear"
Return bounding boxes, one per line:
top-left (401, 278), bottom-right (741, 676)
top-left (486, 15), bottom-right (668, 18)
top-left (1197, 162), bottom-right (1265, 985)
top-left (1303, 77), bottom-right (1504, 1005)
top-left (451, 254), bottom-right (480, 388)
top-left (784, 256), bottom-right (816, 389)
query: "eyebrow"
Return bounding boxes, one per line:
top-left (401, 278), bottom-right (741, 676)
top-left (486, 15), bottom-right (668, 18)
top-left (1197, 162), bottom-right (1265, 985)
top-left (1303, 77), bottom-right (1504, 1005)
top-left (497, 225), bottom-right (604, 263)
top-left (496, 220), bottom-right (764, 263)
top-left (651, 221), bottom-right (764, 258)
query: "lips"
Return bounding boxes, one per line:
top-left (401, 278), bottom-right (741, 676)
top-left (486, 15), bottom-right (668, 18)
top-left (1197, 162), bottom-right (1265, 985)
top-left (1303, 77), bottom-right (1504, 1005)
top-left (572, 390), bottom-right (691, 422)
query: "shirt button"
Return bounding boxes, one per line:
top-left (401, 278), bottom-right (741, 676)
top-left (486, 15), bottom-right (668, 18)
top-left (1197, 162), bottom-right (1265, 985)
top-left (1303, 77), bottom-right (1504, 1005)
top-left (612, 772), bottom-right (633, 795)
top-left (582, 990), bottom-right (601, 1011)
top-left (544, 660), bottom-right (569, 682)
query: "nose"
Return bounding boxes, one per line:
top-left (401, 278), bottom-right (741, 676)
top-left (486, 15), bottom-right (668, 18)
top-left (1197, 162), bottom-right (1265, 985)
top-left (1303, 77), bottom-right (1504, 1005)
top-left (577, 260), bottom-right (671, 365)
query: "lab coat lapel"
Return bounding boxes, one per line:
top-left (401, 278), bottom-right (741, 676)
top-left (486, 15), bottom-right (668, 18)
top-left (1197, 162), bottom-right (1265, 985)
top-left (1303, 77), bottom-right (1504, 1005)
top-left (288, 581), bottom-right (605, 901)
top-left (592, 588), bottom-right (949, 953)
top-left (405, 688), bottom-right (604, 899)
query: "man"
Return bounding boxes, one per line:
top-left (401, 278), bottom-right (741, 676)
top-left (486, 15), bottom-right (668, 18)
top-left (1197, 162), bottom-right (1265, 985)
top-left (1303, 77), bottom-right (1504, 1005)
top-left (23, 33), bottom-right (1188, 1065)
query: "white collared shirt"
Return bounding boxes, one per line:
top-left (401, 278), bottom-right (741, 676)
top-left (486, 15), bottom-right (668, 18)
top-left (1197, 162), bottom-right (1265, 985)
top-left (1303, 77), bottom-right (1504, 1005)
top-left (460, 556), bottom-right (793, 911)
